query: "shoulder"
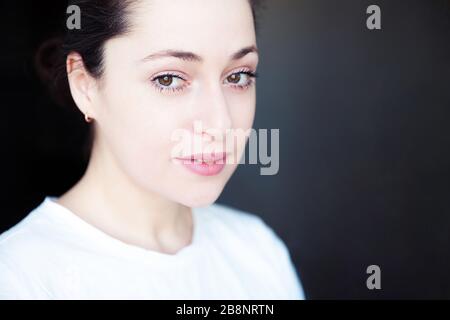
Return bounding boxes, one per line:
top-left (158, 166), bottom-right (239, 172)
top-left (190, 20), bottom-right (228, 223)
top-left (0, 199), bottom-right (56, 299)
top-left (0, 199), bottom-right (59, 269)
top-left (201, 203), bottom-right (288, 250)
top-left (0, 202), bottom-right (50, 256)
top-left (198, 202), bottom-right (306, 299)
top-left (201, 202), bottom-right (267, 232)
top-left (198, 202), bottom-right (280, 249)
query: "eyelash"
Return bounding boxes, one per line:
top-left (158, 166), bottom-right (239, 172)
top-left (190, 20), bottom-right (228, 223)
top-left (150, 69), bottom-right (259, 94)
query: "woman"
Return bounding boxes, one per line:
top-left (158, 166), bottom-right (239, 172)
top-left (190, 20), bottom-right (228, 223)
top-left (0, 0), bottom-right (305, 299)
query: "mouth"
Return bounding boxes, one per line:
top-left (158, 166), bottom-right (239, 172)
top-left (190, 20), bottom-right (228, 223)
top-left (175, 152), bottom-right (227, 164)
top-left (174, 152), bottom-right (228, 176)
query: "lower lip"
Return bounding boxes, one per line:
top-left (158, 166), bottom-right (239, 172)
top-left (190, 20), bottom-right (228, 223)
top-left (176, 158), bottom-right (226, 176)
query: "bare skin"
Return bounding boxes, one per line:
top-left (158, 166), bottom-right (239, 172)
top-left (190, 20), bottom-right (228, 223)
top-left (58, 0), bottom-right (258, 255)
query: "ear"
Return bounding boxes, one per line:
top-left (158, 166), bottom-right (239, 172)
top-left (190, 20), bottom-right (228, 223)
top-left (66, 52), bottom-right (98, 120)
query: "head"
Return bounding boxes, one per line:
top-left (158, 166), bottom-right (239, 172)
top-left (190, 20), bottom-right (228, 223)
top-left (60, 0), bottom-right (263, 207)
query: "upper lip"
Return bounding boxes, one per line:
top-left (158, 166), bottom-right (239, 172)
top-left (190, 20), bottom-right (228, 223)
top-left (176, 152), bottom-right (227, 162)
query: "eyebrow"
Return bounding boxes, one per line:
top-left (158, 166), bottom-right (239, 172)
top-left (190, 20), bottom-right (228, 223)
top-left (140, 45), bottom-right (258, 63)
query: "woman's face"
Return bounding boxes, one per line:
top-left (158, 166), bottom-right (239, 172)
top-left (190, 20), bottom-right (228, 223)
top-left (91, 0), bottom-right (258, 207)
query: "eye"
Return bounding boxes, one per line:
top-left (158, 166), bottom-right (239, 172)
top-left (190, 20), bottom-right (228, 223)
top-left (225, 69), bottom-right (258, 90)
top-left (151, 72), bottom-right (187, 93)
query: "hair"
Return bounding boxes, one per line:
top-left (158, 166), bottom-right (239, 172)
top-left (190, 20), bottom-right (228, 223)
top-left (39, 0), bottom-right (266, 160)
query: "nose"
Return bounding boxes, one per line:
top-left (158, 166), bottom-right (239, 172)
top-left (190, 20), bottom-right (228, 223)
top-left (195, 82), bottom-right (232, 140)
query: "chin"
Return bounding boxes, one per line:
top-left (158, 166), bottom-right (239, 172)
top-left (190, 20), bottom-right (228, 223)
top-left (179, 188), bottom-right (223, 208)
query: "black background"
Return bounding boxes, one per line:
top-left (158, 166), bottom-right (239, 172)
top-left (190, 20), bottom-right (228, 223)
top-left (1, 0), bottom-right (449, 299)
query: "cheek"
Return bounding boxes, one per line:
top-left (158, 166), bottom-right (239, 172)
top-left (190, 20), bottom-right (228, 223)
top-left (228, 93), bottom-right (256, 155)
top-left (228, 89), bottom-right (256, 128)
top-left (110, 119), bottom-right (172, 183)
top-left (99, 94), bottom-right (181, 189)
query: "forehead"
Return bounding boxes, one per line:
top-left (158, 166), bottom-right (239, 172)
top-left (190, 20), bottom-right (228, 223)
top-left (119, 0), bottom-right (256, 59)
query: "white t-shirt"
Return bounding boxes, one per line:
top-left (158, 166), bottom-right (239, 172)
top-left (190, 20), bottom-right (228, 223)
top-left (0, 196), bottom-right (305, 300)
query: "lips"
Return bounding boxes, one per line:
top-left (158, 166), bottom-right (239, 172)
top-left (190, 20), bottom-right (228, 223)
top-left (176, 152), bottom-right (227, 164)
top-left (174, 152), bottom-right (228, 176)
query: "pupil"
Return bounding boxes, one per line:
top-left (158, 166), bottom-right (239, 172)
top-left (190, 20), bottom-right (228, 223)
top-left (230, 74), bottom-right (240, 83)
top-left (160, 76), bottom-right (172, 86)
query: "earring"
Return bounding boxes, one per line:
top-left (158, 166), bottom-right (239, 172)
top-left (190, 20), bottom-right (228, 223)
top-left (84, 114), bottom-right (93, 123)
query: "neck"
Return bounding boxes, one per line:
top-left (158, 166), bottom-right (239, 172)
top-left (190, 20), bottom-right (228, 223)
top-left (56, 135), bottom-right (193, 254)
